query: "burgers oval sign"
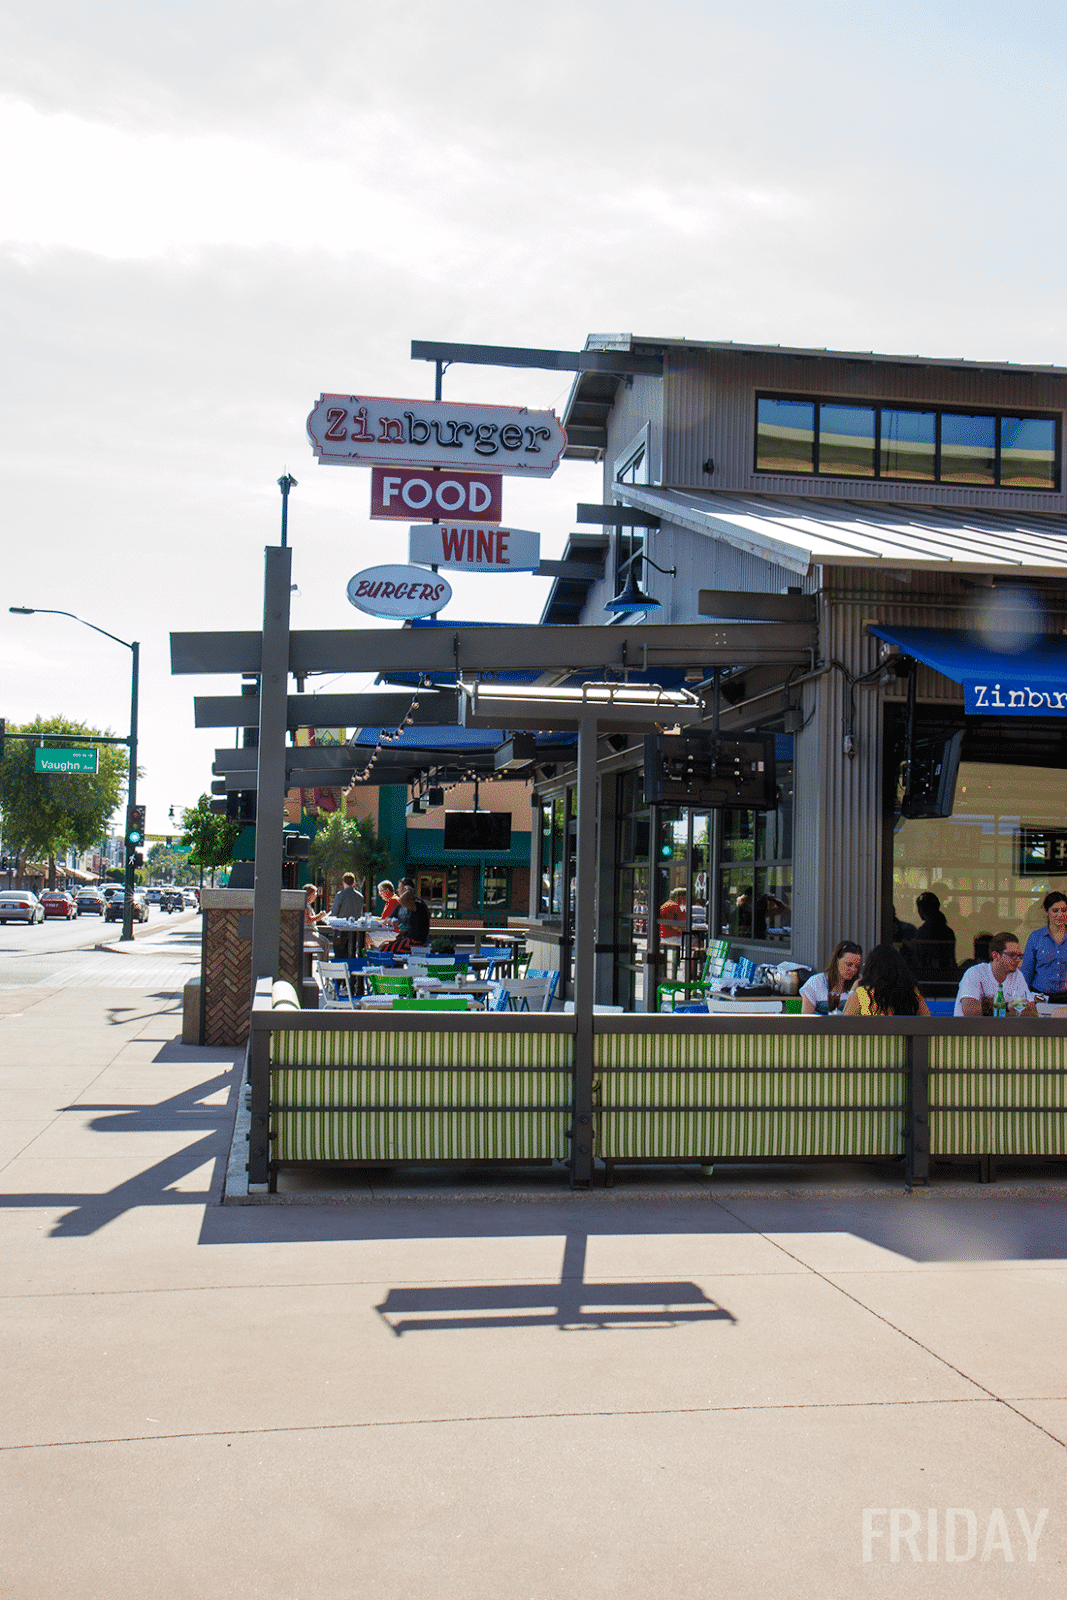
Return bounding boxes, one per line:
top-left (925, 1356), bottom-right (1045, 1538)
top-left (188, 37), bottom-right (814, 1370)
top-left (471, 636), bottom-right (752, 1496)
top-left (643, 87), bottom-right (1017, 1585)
top-left (346, 564), bottom-right (452, 619)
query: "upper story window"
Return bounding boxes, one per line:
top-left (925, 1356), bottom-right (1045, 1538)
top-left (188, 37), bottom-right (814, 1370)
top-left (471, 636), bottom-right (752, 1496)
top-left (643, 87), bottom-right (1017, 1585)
top-left (615, 442), bottom-right (649, 589)
top-left (755, 394), bottom-right (1059, 490)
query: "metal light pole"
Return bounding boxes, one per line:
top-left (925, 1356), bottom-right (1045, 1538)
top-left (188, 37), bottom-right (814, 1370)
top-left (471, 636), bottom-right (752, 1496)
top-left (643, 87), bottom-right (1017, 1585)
top-left (9, 608), bottom-right (140, 942)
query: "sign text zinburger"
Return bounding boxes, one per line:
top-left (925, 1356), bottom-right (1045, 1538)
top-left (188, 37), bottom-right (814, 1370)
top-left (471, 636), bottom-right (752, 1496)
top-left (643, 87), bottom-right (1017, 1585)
top-left (307, 395), bottom-right (566, 477)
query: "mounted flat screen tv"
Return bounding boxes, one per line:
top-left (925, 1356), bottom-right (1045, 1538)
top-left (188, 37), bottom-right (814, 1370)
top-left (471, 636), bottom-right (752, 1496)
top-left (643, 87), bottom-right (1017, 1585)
top-left (900, 729), bottom-right (963, 818)
top-left (443, 811), bottom-right (512, 851)
top-left (643, 732), bottom-right (777, 810)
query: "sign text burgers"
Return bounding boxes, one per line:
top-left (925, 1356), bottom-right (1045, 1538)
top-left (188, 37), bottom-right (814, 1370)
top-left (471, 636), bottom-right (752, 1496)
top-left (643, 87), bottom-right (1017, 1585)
top-left (307, 395), bottom-right (566, 477)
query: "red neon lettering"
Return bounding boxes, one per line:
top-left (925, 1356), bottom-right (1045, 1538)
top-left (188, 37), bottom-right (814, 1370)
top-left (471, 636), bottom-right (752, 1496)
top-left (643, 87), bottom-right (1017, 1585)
top-left (377, 417), bottom-right (404, 443)
top-left (324, 407), bottom-right (347, 441)
top-left (441, 528), bottom-right (466, 560)
top-left (477, 529), bottom-right (493, 562)
top-left (348, 406), bottom-right (374, 441)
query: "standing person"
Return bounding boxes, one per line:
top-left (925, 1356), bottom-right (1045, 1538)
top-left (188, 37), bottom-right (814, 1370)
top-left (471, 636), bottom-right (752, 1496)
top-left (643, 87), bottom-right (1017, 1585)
top-left (955, 931), bottom-right (1037, 1016)
top-left (841, 944), bottom-right (930, 1016)
top-left (801, 940), bottom-right (863, 1014)
top-left (658, 886), bottom-right (687, 941)
top-left (1021, 891), bottom-right (1067, 998)
top-left (329, 871), bottom-right (365, 959)
top-left (904, 891), bottom-right (956, 977)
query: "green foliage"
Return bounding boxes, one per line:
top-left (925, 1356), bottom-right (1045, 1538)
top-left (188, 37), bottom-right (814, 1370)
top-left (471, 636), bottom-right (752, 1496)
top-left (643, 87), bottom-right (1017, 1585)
top-left (0, 717), bottom-right (128, 868)
top-left (309, 812), bottom-right (392, 901)
top-left (146, 841), bottom-right (199, 886)
top-left (180, 795), bottom-right (241, 872)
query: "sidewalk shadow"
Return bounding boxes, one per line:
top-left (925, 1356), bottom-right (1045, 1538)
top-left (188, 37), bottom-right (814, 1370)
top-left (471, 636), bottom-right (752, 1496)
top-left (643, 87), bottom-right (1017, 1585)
top-left (375, 1232), bottom-right (735, 1336)
top-left (1, 1066), bottom-right (238, 1238)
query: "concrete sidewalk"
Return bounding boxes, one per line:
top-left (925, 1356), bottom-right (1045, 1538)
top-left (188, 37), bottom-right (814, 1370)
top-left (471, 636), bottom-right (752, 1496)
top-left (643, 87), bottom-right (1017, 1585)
top-left (2, 971), bottom-right (1066, 1598)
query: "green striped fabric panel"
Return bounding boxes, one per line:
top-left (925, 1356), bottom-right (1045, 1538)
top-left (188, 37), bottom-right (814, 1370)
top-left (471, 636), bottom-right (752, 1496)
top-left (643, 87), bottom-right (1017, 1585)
top-left (271, 1066), bottom-right (573, 1160)
top-left (594, 1031), bottom-right (906, 1159)
top-left (273, 1109), bottom-right (569, 1161)
top-left (599, 1108), bottom-right (902, 1159)
top-left (929, 1034), bottom-right (1067, 1154)
top-left (270, 1028), bottom-right (573, 1071)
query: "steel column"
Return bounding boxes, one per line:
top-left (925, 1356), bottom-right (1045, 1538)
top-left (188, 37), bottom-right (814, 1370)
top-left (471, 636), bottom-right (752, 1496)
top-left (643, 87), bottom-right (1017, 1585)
top-left (250, 546), bottom-right (292, 985)
top-left (570, 719), bottom-right (597, 1186)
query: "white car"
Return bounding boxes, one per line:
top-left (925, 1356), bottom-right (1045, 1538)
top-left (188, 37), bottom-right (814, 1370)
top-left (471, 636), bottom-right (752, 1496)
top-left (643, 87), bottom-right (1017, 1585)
top-left (0, 891), bottom-right (44, 924)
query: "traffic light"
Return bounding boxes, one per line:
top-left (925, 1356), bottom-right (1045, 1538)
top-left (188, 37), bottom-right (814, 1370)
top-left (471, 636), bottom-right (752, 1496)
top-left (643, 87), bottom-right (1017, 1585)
top-left (126, 804), bottom-right (146, 849)
top-left (132, 852), bottom-right (144, 869)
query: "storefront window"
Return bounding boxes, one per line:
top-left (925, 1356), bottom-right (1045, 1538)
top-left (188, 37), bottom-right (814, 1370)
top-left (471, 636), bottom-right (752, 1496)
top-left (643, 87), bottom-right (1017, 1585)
top-left (538, 796), bottom-right (566, 915)
top-left (416, 868), bottom-right (457, 915)
top-left (893, 759), bottom-right (1067, 969)
top-left (717, 747), bottom-right (794, 946)
top-left (483, 866), bottom-right (509, 909)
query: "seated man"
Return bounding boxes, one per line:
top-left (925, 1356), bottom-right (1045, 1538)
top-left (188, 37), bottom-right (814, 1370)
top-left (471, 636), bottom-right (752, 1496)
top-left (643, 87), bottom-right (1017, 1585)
top-left (954, 930), bottom-right (1036, 1016)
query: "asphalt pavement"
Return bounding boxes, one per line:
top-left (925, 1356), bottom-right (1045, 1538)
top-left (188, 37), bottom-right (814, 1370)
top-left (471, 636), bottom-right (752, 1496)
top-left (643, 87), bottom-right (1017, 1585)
top-left (2, 919), bottom-right (1066, 1598)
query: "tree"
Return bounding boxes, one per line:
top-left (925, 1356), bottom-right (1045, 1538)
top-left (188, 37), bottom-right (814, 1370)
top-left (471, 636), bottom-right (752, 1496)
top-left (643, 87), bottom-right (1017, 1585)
top-left (180, 796), bottom-right (241, 883)
top-left (309, 812), bottom-right (392, 904)
top-left (0, 717), bottom-right (128, 881)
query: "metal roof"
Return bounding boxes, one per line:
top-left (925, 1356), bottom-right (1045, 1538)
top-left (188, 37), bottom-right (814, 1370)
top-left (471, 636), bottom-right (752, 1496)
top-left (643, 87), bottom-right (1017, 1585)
top-left (614, 485), bottom-right (1067, 579)
top-left (582, 332), bottom-right (1067, 378)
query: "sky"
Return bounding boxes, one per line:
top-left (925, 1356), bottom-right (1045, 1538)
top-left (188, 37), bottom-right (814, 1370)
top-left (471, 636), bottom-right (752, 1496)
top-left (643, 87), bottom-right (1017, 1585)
top-left (2, 0), bottom-right (1067, 840)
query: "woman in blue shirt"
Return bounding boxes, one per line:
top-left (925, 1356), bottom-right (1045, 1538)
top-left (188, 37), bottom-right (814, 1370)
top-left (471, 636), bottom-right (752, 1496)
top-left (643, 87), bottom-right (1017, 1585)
top-left (1022, 891), bottom-right (1067, 996)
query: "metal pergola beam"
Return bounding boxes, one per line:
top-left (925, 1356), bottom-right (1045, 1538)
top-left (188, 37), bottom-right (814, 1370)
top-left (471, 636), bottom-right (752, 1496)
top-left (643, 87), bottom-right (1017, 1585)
top-left (171, 621), bottom-right (815, 678)
top-left (193, 690), bottom-right (460, 730)
top-left (410, 339), bottom-right (663, 378)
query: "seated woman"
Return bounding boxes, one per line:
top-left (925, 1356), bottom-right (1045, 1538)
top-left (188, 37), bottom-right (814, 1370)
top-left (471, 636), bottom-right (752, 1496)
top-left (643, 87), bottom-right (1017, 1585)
top-left (377, 879), bottom-right (400, 921)
top-left (303, 883), bottom-right (330, 956)
top-left (800, 940), bottom-right (863, 1014)
top-left (841, 943), bottom-right (930, 1017)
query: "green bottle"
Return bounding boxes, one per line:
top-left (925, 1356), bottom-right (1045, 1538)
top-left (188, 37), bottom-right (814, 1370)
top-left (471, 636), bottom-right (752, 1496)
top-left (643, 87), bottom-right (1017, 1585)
top-left (994, 983), bottom-right (1006, 1018)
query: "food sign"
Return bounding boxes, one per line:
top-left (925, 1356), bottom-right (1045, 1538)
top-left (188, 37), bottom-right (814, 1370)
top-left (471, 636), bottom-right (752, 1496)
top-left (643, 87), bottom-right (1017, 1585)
top-left (369, 467), bottom-right (502, 522)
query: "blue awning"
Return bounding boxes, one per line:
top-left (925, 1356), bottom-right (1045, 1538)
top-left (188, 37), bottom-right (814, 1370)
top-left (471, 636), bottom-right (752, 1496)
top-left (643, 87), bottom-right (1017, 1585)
top-left (870, 624), bottom-right (1067, 716)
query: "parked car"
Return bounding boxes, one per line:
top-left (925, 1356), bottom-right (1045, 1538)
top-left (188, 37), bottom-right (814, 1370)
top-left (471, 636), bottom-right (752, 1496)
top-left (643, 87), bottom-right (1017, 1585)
top-left (0, 890), bottom-right (44, 925)
top-left (183, 891), bottom-right (200, 909)
top-left (39, 890), bottom-right (78, 920)
top-left (76, 890), bottom-right (106, 916)
top-left (104, 891), bottom-right (149, 924)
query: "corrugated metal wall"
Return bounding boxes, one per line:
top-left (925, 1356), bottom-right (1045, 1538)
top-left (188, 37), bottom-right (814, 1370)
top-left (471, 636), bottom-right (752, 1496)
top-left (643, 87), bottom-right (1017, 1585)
top-left (662, 347), bottom-right (1067, 512)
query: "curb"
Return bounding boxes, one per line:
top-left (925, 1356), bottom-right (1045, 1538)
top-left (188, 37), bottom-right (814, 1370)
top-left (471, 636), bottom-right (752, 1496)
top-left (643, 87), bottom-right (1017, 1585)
top-left (95, 909), bottom-right (200, 952)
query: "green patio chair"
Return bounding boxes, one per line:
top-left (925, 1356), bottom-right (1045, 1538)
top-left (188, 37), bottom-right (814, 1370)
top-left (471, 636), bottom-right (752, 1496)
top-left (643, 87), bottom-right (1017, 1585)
top-left (656, 939), bottom-right (731, 1013)
top-left (367, 972), bottom-right (416, 998)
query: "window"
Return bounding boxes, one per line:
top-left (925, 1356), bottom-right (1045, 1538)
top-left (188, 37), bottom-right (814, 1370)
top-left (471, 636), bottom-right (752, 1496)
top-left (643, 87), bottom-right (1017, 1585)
top-left (483, 866), bottom-right (509, 909)
top-left (756, 394), bottom-right (1059, 489)
top-left (718, 748), bottom-right (794, 944)
top-left (415, 869), bottom-right (457, 915)
top-left (538, 796), bottom-right (566, 916)
top-left (614, 442), bottom-right (650, 592)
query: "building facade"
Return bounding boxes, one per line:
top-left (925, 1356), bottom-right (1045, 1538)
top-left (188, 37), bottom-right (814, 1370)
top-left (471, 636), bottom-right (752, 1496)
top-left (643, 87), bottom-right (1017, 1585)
top-left (531, 335), bottom-right (1067, 1007)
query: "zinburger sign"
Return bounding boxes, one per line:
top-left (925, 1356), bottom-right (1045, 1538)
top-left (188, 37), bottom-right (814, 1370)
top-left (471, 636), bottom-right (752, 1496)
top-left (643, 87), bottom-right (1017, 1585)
top-left (346, 565), bottom-right (452, 619)
top-left (307, 394), bottom-right (566, 477)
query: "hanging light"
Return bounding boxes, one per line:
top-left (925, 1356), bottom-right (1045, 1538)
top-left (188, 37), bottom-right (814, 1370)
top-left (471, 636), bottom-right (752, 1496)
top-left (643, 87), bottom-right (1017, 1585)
top-left (604, 555), bottom-right (676, 616)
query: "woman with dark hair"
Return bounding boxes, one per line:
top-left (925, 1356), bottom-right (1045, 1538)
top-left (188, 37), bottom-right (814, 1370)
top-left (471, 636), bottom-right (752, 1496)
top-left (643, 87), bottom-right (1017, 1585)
top-left (1021, 890), bottom-right (1067, 997)
top-left (841, 943), bottom-right (931, 1017)
top-left (800, 940), bottom-right (863, 1014)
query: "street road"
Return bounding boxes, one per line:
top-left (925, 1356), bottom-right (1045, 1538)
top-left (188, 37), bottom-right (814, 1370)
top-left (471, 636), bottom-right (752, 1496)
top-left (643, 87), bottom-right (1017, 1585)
top-left (0, 908), bottom-right (201, 990)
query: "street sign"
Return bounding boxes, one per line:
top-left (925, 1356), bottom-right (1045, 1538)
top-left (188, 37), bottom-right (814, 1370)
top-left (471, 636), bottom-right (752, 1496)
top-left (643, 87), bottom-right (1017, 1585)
top-left (347, 565), bottom-right (452, 619)
top-left (307, 394), bottom-right (566, 477)
top-left (370, 467), bottom-right (502, 522)
top-left (34, 747), bottom-right (99, 774)
top-left (409, 524), bottom-right (540, 572)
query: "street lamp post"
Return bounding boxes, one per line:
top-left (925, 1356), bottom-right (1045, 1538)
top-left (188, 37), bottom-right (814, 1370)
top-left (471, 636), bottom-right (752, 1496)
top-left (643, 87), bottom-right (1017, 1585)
top-left (9, 608), bottom-right (140, 942)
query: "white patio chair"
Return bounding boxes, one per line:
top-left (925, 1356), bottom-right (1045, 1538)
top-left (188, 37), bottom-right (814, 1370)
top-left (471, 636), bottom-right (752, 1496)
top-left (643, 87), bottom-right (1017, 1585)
top-left (315, 961), bottom-right (358, 1009)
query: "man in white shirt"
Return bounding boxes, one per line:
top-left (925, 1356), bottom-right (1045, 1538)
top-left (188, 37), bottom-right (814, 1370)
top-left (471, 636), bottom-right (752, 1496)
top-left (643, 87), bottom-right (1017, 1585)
top-left (954, 931), bottom-right (1037, 1016)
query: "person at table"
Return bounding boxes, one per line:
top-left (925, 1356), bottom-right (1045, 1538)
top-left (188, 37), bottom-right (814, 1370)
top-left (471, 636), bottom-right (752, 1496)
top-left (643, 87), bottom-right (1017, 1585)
top-left (377, 879), bottom-right (400, 921)
top-left (903, 891), bottom-right (956, 977)
top-left (330, 871), bottom-right (365, 958)
top-left (658, 887), bottom-right (687, 941)
top-left (303, 884), bottom-right (330, 956)
top-left (392, 878), bottom-right (430, 952)
top-left (801, 940), bottom-right (863, 1014)
top-left (1021, 891), bottom-right (1067, 998)
top-left (955, 931), bottom-right (1037, 1016)
top-left (841, 944), bottom-right (931, 1016)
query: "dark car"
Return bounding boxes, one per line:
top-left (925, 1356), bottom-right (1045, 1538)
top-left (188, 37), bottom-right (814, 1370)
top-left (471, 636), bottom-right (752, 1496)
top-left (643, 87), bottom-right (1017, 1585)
top-left (104, 892), bottom-right (149, 924)
top-left (40, 890), bottom-right (78, 920)
top-left (76, 890), bottom-right (106, 916)
top-left (160, 890), bottom-right (184, 912)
